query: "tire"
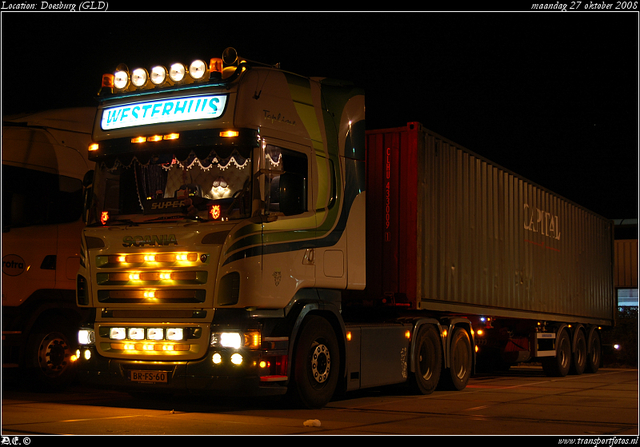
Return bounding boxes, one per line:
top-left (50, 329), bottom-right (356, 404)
top-left (410, 324), bottom-right (442, 395)
top-left (25, 321), bottom-right (77, 391)
top-left (441, 327), bottom-right (472, 391)
top-left (290, 316), bottom-right (340, 409)
top-left (570, 329), bottom-right (587, 375)
top-left (542, 328), bottom-right (571, 377)
top-left (586, 330), bottom-right (601, 374)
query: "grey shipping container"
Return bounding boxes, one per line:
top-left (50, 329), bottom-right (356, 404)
top-left (366, 122), bottom-right (615, 327)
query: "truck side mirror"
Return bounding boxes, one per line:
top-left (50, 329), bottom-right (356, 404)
top-left (82, 170), bottom-right (94, 188)
top-left (279, 172), bottom-right (306, 216)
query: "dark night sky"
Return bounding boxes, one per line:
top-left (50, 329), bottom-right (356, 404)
top-left (1, 10), bottom-right (638, 220)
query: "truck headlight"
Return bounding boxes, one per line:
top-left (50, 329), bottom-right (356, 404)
top-left (210, 330), bottom-right (261, 349)
top-left (211, 332), bottom-right (241, 349)
top-left (78, 329), bottom-right (95, 345)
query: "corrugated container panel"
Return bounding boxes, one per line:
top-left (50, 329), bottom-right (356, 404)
top-left (365, 123), bottom-right (615, 326)
top-left (614, 239), bottom-right (638, 288)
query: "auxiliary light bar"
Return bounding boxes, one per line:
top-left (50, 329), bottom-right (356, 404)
top-left (99, 48), bottom-right (247, 95)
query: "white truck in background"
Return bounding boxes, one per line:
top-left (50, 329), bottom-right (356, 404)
top-left (2, 107), bottom-right (94, 389)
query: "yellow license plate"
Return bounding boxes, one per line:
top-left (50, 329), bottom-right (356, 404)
top-left (130, 370), bottom-right (168, 383)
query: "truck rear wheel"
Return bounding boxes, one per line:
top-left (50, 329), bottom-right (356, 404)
top-left (441, 327), bottom-right (472, 391)
top-left (586, 330), bottom-right (601, 373)
top-left (570, 329), bottom-right (587, 375)
top-left (290, 316), bottom-right (340, 409)
top-left (542, 328), bottom-right (571, 377)
top-left (410, 324), bottom-right (442, 395)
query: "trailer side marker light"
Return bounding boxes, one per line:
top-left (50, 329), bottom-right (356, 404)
top-left (405, 330), bottom-right (411, 340)
top-left (346, 331), bottom-right (352, 342)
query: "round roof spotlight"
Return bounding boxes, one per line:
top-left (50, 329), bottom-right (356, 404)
top-left (131, 68), bottom-right (148, 88)
top-left (113, 70), bottom-right (129, 90)
top-left (189, 59), bottom-right (208, 80)
top-left (113, 63), bottom-right (130, 90)
top-left (169, 63), bottom-right (186, 82)
top-left (150, 65), bottom-right (167, 85)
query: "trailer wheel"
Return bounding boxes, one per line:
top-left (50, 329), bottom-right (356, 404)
top-left (410, 324), bottom-right (442, 395)
top-left (25, 321), bottom-right (77, 391)
top-left (586, 330), bottom-right (601, 374)
top-left (290, 316), bottom-right (340, 409)
top-left (441, 327), bottom-right (472, 391)
top-left (570, 329), bottom-right (587, 375)
top-left (542, 328), bottom-right (571, 377)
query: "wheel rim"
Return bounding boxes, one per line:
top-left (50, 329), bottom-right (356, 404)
top-left (310, 342), bottom-right (331, 384)
top-left (559, 334), bottom-right (571, 370)
top-left (576, 335), bottom-right (586, 367)
top-left (37, 332), bottom-right (71, 378)
top-left (452, 337), bottom-right (470, 380)
top-left (589, 335), bottom-right (601, 365)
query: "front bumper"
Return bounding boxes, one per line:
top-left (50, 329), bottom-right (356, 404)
top-left (76, 347), bottom-right (288, 397)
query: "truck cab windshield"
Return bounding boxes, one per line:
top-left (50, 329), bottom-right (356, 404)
top-left (88, 148), bottom-right (252, 225)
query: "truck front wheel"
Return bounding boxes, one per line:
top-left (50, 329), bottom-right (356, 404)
top-left (290, 316), bottom-right (340, 409)
top-left (26, 321), bottom-right (77, 391)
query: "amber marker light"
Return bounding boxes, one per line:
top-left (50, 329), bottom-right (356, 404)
top-left (209, 58), bottom-right (223, 77)
top-left (102, 73), bottom-right (114, 88)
